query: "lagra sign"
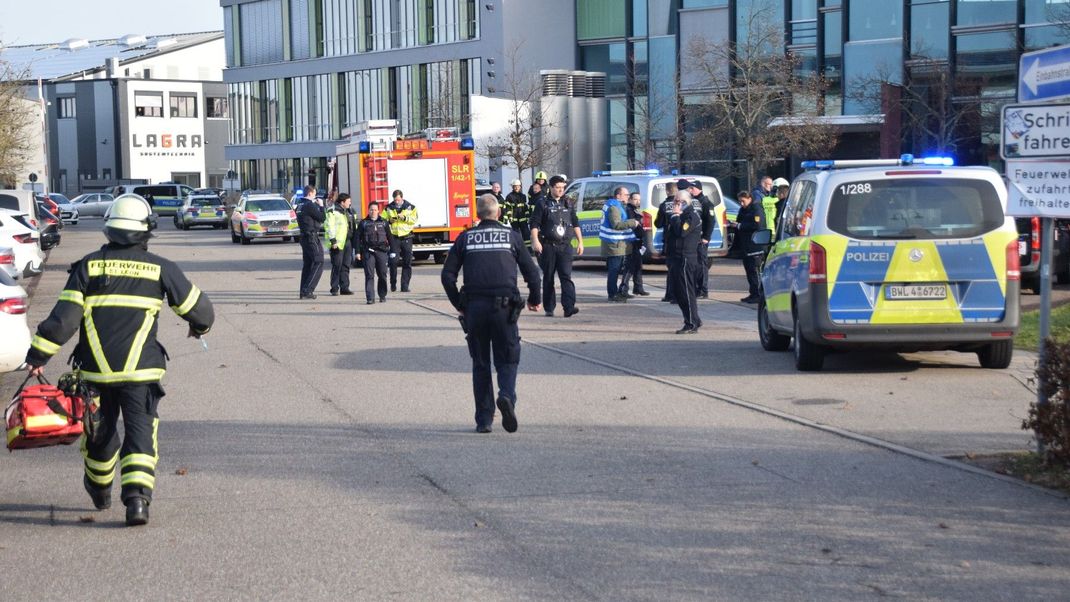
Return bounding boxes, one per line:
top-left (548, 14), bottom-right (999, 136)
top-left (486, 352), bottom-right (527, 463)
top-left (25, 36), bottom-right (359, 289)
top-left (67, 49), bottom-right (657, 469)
top-left (132, 134), bottom-right (204, 149)
top-left (1001, 103), bottom-right (1070, 159)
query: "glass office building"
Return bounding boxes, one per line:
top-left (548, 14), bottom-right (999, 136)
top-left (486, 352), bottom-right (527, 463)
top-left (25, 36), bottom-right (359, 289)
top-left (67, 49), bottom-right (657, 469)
top-left (577, 0), bottom-right (1070, 178)
top-left (221, 0), bottom-right (576, 191)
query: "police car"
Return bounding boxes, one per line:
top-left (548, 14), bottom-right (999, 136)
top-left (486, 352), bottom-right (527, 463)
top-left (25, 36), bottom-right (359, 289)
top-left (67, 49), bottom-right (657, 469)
top-left (563, 170), bottom-right (728, 262)
top-left (757, 155), bottom-right (1020, 371)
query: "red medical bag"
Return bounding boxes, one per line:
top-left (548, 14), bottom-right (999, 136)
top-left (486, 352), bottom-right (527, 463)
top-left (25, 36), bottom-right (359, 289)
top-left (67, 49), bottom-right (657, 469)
top-left (5, 374), bottom-right (84, 451)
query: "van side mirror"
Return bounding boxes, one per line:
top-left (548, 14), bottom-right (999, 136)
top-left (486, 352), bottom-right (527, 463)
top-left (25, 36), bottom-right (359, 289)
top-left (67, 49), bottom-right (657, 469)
top-left (750, 229), bottom-right (773, 247)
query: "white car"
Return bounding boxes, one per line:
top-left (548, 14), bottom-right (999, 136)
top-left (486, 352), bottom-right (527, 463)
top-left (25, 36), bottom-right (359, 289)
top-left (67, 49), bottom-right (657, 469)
top-left (0, 209), bottom-right (44, 279)
top-left (0, 246), bottom-right (18, 280)
top-left (0, 269), bottom-right (31, 373)
top-left (70, 192), bottom-right (114, 218)
top-left (37, 193), bottom-right (78, 225)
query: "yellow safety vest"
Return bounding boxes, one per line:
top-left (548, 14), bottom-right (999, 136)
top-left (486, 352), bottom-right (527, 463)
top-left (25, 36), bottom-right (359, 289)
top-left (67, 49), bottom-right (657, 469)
top-left (383, 201), bottom-right (418, 238)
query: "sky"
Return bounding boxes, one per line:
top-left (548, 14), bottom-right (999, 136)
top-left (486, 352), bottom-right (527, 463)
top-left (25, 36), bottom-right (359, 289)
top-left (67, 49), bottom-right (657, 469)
top-left (0, 0), bottom-right (224, 45)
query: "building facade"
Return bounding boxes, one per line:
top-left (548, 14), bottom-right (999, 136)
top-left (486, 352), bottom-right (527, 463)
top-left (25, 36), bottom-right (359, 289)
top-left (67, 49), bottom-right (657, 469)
top-left (3, 32), bottom-right (229, 196)
top-left (220, 0), bottom-right (577, 191)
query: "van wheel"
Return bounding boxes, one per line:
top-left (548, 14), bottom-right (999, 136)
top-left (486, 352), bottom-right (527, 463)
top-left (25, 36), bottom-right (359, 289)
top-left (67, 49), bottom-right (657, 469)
top-left (793, 313), bottom-right (824, 371)
top-left (240, 228), bottom-right (251, 245)
top-left (231, 229), bottom-right (240, 244)
top-left (978, 340), bottom-right (1013, 369)
top-left (759, 300), bottom-right (790, 351)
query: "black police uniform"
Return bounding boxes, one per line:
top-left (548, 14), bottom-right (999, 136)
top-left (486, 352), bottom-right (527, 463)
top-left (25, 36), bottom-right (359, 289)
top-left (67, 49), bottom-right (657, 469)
top-left (357, 215), bottom-right (393, 303)
top-left (735, 199), bottom-right (767, 301)
top-left (25, 239), bottom-right (214, 516)
top-left (617, 203), bottom-right (647, 296)
top-left (666, 201), bottom-right (704, 332)
top-left (297, 198), bottom-right (326, 298)
top-left (529, 195), bottom-right (580, 316)
top-left (441, 220), bottom-right (541, 432)
top-left (654, 196), bottom-right (678, 302)
top-left (694, 192), bottom-right (716, 297)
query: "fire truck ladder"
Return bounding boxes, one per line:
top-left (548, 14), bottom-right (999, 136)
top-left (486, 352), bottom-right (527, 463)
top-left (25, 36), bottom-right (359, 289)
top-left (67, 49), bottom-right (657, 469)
top-left (368, 154), bottom-right (390, 206)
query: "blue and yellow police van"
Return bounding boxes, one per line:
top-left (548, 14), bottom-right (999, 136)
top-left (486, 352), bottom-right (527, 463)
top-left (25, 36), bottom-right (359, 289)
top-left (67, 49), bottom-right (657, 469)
top-left (564, 170), bottom-right (729, 262)
top-left (757, 155), bottom-right (1020, 371)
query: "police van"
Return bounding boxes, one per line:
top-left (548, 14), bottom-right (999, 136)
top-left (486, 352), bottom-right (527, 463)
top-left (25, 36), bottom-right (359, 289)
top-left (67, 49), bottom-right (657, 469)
top-left (132, 183), bottom-right (195, 216)
top-left (757, 155), bottom-right (1020, 371)
top-left (563, 170), bottom-right (728, 262)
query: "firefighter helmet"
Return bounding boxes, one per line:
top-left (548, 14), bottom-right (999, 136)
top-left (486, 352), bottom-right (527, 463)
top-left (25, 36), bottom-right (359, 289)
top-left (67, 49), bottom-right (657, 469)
top-left (510, 179), bottom-right (522, 187)
top-left (535, 171), bottom-right (548, 181)
top-left (105, 194), bottom-right (157, 232)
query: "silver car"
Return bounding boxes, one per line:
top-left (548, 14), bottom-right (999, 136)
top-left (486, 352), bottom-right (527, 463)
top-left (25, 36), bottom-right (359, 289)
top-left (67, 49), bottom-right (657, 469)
top-left (70, 193), bottom-right (115, 218)
top-left (230, 193), bottom-right (300, 244)
top-left (176, 192), bottom-right (227, 230)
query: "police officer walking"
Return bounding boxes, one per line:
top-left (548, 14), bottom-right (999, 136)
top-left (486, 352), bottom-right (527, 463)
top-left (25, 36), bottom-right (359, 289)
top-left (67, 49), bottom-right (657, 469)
top-left (731, 191), bottom-right (766, 303)
top-left (529, 175), bottom-right (583, 317)
top-left (325, 193), bottom-right (355, 296)
top-left (442, 194), bottom-right (541, 433)
top-left (383, 189), bottom-right (419, 292)
top-left (24, 194), bottom-right (214, 526)
top-left (356, 202), bottom-right (393, 304)
top-left (666, 190), bottom-right (704, 333)
top-left (506, 179), bottom-right (531, 241)
top-left (297, 185), bottom-right (326, 300)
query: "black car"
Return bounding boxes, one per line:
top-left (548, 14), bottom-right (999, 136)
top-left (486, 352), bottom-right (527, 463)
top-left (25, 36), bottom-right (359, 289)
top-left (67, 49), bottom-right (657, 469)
top-left (35, 202), bottom-right (62, 250)
top-left (1016, 216), bottom-right (1070, 293)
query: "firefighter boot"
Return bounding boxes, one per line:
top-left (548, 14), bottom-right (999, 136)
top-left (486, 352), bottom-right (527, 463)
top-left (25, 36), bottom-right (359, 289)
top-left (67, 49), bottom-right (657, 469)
top-left (83, 475), bottom-right (112, 510)
top-left (125, 497), bottom-right (150, 526)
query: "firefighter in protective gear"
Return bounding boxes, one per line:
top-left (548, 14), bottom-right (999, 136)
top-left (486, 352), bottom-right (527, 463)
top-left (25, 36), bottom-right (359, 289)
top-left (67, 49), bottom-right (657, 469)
top-left (383, 189), bottom-right (418, 292)
top-left (325, 193), bottom-right (354, 295)
top-left (528, 170), bottom-right (548, 200)
top-left (505, 179), bottom-right (531, 242)
top-left (24, 194), bottom-right (214, 526)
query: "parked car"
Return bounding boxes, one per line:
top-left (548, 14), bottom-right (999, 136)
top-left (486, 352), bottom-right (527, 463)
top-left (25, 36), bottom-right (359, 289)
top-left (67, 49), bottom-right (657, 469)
top-left (69, 192), bottom-right (115, 217)
top-left (175, 190), bottom-right (227, 230)
top-left (0, 190), bottom-right (40, 228)
top-left (0, 269), bottom-right (31, 373)
top-left (35, 193), bottom-right (76, 225)
top-left (132, 183), bottom-right (195, 216)
top-left (230, 193), bottom-right (300, 244)
top-left (0, 208), bottom-right (44, 278)
top-left (1015, 216), bottom-right (1070, 294)
top-left (34, 203), bottom-right (62, 250)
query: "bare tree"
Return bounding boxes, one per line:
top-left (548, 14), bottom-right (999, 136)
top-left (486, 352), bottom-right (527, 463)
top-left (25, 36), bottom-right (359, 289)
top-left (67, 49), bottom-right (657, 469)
top-left (685, 4), bottom-right (837, 185)
top-left (478, 40), bottom-right (566, 182)
top-left (0, 57), bottom-right (35, 188)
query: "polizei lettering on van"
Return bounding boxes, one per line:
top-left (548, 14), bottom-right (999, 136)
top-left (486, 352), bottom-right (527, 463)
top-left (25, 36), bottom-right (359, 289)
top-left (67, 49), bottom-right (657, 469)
top-left (466, 228), bottom-right (512, 251)
top-left (132, 134), bottom-right (204, 148)
top-left (845, 251), bottom-right (891, 262)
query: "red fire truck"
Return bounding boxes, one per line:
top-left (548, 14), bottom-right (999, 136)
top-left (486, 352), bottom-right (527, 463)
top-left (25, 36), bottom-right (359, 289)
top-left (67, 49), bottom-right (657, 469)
top-left (335, 120), bottom-right (476, 263)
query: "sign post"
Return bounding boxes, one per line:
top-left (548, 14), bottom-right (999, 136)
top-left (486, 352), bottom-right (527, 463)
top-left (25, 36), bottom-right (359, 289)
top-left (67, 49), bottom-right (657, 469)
top-left (1007, 43), bottom-right (1070, 453)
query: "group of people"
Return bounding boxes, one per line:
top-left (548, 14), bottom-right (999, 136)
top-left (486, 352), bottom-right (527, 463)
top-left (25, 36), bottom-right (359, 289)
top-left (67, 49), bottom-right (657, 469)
top-left (295, 185), bottom-right (419, 304)
top-left (734, 175), bottom-right (790, 303)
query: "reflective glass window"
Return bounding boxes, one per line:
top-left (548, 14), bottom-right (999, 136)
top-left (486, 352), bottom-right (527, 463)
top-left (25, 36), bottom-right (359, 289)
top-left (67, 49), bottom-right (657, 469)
top-left (648, 0), bottom-right (681, 36)
top-left (955, 0), bottom-right (1017, 26)
top-left (1024, 0), bottom-right (1070, 50)
top-left (737, 0), bottom-right (785, 52)
top-left (849, 0), bottom-right (902, 40)
top-left (633, 0), bottom-right (647, 36)
top-left (649, 36), bottom-right (678, 139)
top-left (582, 43), bottom-right (629, 95)
top-left (683, 0), bottom-right (725, 6)
top-left (910, 0), bottom-right (949, 58)
top-left (578, 0), bottom-right (628, 39)
top-left (823, 10), bottom-right (843, 115)
top-left (955, 30), bottom-right (1017, 76)
top-left (843, 38), bottom-right (903, 114)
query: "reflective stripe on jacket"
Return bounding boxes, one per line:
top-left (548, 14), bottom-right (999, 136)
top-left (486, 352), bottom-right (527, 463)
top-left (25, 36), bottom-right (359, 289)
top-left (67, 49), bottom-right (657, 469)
top-left (324, 207), bottom-right (349, 249)
top-left (26, 244), bottom-right (215, 384)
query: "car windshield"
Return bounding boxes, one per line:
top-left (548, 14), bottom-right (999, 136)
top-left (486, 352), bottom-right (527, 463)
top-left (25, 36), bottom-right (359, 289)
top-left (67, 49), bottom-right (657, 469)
top-left (49, 194), bottom-right (70, 204)
top-left (650, 180), bottom-right (722, 207)
top-left (246, 199), bottom-right (289, 212)
top-left (826, 178), bottom-right (1005, 240)
top-left (190, 197), bottom-right (218, 207)
top-left (71, 194), bottom-right (91, 203)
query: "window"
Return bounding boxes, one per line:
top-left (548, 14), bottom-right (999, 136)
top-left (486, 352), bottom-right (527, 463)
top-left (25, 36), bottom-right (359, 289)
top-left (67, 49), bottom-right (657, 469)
top-left (207, 96), bottom-right (229, 118)
top-left (57, 97), bottom-right (76, 119)
top-left (1025, 0), bottom-right (1070, 49)
top-left (134, 92), bottom-right (163, 117)
top-left (848, 0), bottom-right (902, 41)
top-left (826, 178), bottom-right (1004, 239)
top-left (578, 0), bottom-right (627, 40)
top-left (910, 0), bottom-right (949, 58)
top-left (170, 93), bottom-right (198, 118)
top-left (583, 181), bottom-right (638, 211)
top-left (783, 181), bottom-right (816, 238)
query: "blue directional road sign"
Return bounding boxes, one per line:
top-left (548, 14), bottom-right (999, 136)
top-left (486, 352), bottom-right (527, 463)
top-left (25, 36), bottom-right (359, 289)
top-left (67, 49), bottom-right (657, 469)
top-left (1020, 44), bottom-right (1070, 103)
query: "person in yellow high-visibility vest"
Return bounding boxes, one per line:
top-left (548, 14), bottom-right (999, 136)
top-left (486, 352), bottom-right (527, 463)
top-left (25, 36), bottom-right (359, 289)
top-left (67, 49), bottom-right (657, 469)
top-left (324, 193), bottom-right (354, 295)
top-left (383, 189), bottom-right (419, 292)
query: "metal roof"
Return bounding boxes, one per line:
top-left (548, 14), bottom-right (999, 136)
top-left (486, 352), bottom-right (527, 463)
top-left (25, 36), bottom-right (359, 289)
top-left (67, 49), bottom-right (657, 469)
top-left (0, 31), bottom-right (223, 81)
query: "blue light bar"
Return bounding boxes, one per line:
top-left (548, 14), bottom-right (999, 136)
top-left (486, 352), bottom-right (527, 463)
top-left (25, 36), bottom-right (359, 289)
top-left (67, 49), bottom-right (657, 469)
top-left (358, 141), bottom-right (371, 153)
top-left (918, 156), bottom-right (954, 166)
top-left (801, 160), bottom-right (836, 170)
top-left (460, 137), bottom-right (475, 150)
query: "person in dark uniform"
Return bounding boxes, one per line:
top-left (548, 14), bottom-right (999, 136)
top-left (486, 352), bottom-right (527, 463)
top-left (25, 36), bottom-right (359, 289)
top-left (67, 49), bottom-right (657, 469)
top-left (731, 190), bottom-right (766, 303)
top-left (529, 175), bottom-right (583, 317)
top-left (686, 180), bottom-right (716, 299)
top-left (666, 189), bottom-right (704, 333)
top-left (356, 202), bottom-right (393, 304)
top-left (617, 191), bottom-right (649, 297)
top-left (654, 181), bottom-right (681, 303)
top-left (325, 193), bottom-right (355, 296)
top-left (505, 179), bottom-right (531, 242)
top-left (383, 190), bottom-right (419, 292)
top-left (442, 193), bottom-right (541, 433)
top-left (297, 185), bottom-right (326, 299)
top-left (24, 194), bottom-right (214, 526)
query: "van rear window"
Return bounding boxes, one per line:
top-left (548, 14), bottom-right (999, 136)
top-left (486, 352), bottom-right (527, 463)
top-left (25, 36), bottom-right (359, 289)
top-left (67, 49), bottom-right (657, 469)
top-left (826, 178), bottom-right (1004, 240)
top-left (0, 194), bottom-right (19, 211)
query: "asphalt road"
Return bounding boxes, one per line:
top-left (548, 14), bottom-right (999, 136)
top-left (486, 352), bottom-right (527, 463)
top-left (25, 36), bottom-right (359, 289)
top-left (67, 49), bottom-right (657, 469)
top-left (1, 219), bottom-right (1068, 600)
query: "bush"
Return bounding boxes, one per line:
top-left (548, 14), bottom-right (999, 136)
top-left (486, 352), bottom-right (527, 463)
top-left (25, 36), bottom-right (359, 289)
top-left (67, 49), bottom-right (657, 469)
top-left (1024, 338), bottom-right (1070, 466)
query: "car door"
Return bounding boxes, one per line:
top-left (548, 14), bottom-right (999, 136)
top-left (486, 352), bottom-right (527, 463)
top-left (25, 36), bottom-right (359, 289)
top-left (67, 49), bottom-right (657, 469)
top-left (762, 180), bottom-right (816, 330)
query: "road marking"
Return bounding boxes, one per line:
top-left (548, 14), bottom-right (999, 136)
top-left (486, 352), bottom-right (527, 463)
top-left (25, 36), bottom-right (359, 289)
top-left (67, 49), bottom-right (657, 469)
top-left (410, 297), bottom-right (1067, 500)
